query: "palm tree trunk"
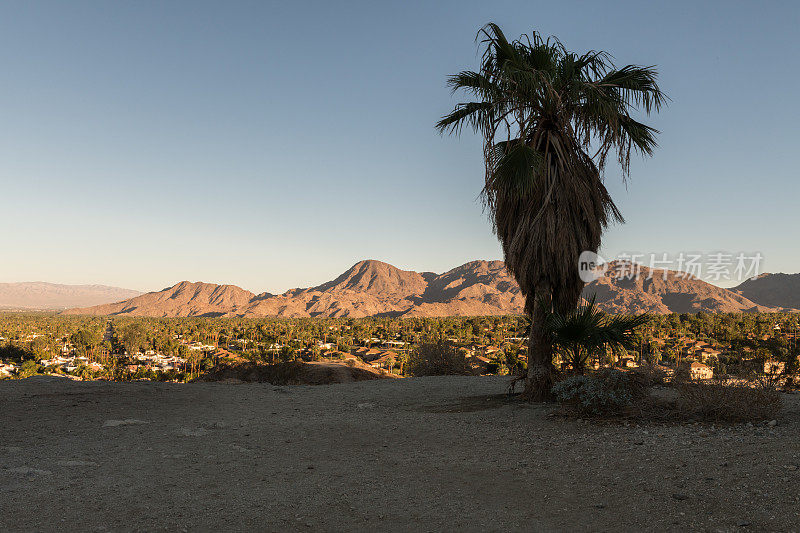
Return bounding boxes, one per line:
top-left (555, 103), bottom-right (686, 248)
top-left (524, 287), bottom-right (557, 401)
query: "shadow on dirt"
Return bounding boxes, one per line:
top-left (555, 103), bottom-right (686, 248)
top-left (413, 393), bottom-right (522, 413)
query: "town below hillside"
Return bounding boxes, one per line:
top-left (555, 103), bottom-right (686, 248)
top-left (1, 312), bottom-right (798, 386)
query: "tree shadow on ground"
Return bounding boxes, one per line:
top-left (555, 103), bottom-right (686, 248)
top-left (412, 393), bottom-right (522, 413)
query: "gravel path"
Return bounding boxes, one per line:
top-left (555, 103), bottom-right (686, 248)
top-left (1, 376), bottom-right (799, 532)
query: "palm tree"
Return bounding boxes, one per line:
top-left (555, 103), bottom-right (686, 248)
top-left (437, 23), bottom-right (665, 399)
top-left (546, 295), bottom-right (650, 374)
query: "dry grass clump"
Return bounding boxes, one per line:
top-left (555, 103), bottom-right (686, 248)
top-left (406, 341), bottom-right (473, 377)
top-left (673, 380), bottom-right (782, 422)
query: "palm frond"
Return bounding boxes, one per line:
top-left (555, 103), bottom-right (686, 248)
top-left (435, 101), bottom-right (493, 135)
top-left (487, 142), bottom-right (544, 197)
top-left (544, 294), bottom-right (651, 372)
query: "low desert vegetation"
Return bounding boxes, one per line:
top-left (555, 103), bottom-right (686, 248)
top-left (552, 368), bottom-right (646, 417)
top-left (673, 379), bottom-right (782, 422)
top-left (406, 341), bottom-right (472, 377)
top-left (538, 299), bottom-right (783, 423)
top-left (551, 368), bottom-right (782, 423)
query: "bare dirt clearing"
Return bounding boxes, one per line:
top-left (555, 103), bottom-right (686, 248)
top-left (1, 376), bottom-right (799, 532)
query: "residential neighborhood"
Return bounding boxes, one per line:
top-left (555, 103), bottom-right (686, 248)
top-left (0, 311), bottom-right (798, 386)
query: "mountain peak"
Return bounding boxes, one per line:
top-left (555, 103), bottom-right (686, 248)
top-left (312, 259), bottom-right (428, 296)
top-left (62, 260), bottom-right (798, 318)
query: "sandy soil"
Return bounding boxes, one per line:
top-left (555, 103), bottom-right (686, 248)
top-left (1, 376), bottom-right (799, 532)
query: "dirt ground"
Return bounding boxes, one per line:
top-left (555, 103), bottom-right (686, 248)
top-left (1, 375), bottom-right (799, 532)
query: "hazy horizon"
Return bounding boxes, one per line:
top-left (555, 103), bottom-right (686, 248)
top-left (2, 254), bottom-right (792, 296)
top-left (2, 1), bottom-right (798, 294)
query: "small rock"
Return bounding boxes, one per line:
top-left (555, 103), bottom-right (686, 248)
top-left (767, 420), bottom-right (777, 427)
top-left (672, 493), bottom-right (689, 501)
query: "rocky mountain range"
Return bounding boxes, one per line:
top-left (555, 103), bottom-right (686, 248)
top-left (584, 262), bottom-right (778, 314)
top-left (62, 260), bottom-right (524, 318)
top-left (0, 282), bottom-right (142, 310)
top-left (733, 273), bottom-right (800, 310)
top-left (59, 259), bottom-right (798, 318)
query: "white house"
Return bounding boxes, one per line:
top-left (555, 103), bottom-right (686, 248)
top-left (690, 362), bottom-right (713, 380)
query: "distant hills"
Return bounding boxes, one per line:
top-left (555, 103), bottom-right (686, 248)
top-left (63, 260), bottom-right (525, 318)
top-left (586, 262), bottom-right (779, 314)
top-left (733, 273), bottom-right (800, 309)
top-left (0, 282), bottom-right (142, 311)
top-left (58, 259), bottom-right (799, 318)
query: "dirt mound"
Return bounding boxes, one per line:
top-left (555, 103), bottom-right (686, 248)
top-left (193, 361), bottom-right (395, 385)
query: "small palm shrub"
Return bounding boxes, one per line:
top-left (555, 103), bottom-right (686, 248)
top-left (406, 341), bottom-right (472, 376)
top-left (546, 295), bottom-right (651, 375)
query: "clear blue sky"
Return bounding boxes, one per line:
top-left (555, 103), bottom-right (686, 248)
top-left (1, 1), bottom-right (797, 293)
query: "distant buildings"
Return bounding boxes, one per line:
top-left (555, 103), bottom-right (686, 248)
top-left (689, 362), bottom-right (714, 380)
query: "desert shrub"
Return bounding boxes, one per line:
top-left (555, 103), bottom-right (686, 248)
top-left (674, 380), bottom-right (782, 422)
top-left (406, 341), bottom-right (471, 376)
top-left (629, 364), bottom-right (668, 387)
top-left (17, 359), bottom-right (42, 378)
top-left (0, 344), bottom-right (32, 361)
top-left (672, 362), bottom-right (691, 383)
top-left (552, 369), bottom-right (646, 416)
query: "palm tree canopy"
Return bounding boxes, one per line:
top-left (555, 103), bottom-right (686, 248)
top-left (437, 24), bottom-right (665, 314)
